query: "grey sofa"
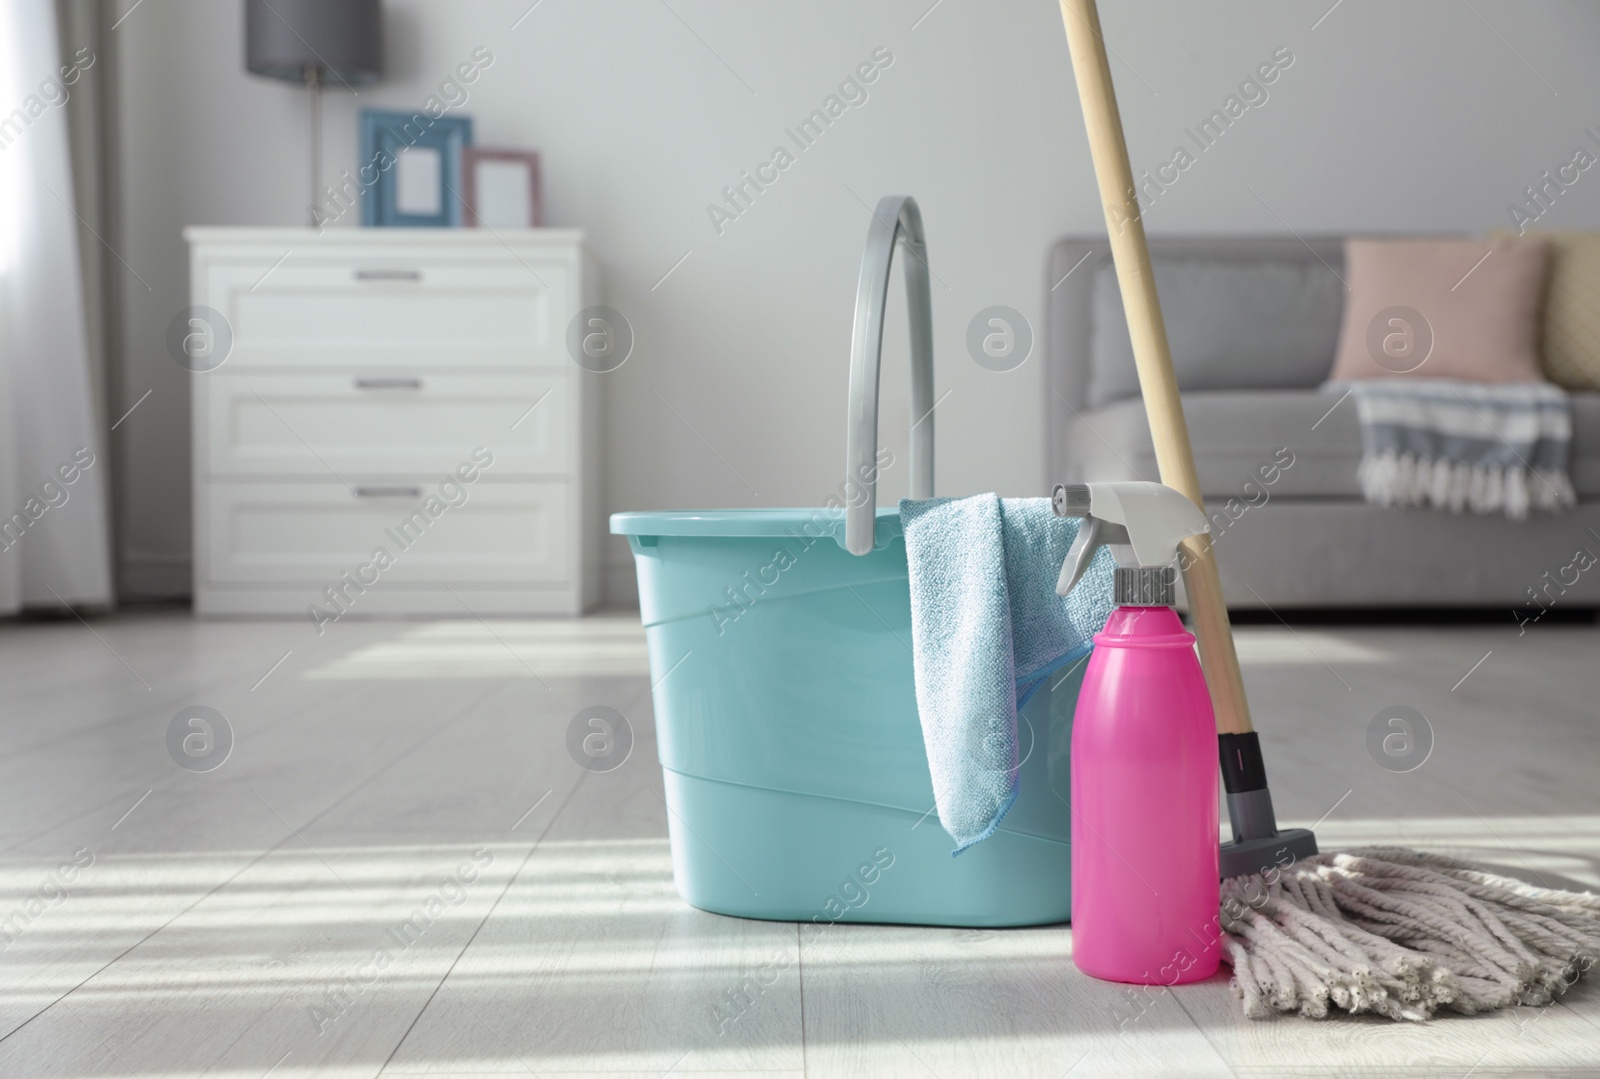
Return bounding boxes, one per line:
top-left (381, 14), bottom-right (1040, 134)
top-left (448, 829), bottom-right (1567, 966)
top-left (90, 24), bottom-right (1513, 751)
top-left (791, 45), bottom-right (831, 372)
top-left (1045, 236), bottom-right (1600, 611)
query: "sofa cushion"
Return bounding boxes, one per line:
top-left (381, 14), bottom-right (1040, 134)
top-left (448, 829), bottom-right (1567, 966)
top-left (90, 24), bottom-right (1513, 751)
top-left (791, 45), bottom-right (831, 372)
top-left (1328, 237), bottom-right (1548, 383)
top-left (1061, 389), bottom-right (1600, 499)
top-left (1086, 258), bottom-right (1344, 408)
top-left (1525, 230), bottom-right (1600, 392)
top-left (1063, 390), bottom-right (1363, 497)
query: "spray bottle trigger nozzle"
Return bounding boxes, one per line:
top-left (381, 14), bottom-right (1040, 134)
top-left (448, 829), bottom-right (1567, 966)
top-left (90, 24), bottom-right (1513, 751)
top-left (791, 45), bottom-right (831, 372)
top-left (1056, 515), bottom-right (1131, 596)
top-left (1056, 516), bottom-right (1100, 596)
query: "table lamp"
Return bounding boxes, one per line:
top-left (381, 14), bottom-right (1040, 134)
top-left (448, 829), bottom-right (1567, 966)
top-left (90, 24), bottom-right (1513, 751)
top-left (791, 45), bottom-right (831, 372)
top-left (245, 0), bottom-right (382, 225)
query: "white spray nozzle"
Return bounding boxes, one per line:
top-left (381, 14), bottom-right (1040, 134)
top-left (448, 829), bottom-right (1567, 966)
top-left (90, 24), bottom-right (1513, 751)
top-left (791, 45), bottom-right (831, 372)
top-left (1052, 481), bottom-right (1209, 596)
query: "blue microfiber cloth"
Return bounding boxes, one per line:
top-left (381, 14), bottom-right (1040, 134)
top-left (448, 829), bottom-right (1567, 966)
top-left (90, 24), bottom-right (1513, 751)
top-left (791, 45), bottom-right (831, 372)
top-left (899, 494), bottom-right (1115, 854)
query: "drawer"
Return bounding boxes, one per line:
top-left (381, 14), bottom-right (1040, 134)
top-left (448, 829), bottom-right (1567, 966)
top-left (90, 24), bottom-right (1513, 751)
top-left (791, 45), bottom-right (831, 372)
top-left (203, 374), bottom-right (571, 478)
top-left (201, 482), bottom-right (572, 587)
top-left (200, 259), bottom-right (573, 368)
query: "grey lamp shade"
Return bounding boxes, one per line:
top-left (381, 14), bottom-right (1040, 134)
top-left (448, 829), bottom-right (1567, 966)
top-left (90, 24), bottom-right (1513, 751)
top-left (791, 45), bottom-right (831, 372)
top-left (245, 0), bottom-right (382, 84)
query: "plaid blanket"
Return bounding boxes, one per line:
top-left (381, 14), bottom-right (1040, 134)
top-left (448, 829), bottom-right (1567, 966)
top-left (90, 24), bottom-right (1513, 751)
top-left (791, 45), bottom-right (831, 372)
top-left (1332, 378), bottom-right (1575, 520)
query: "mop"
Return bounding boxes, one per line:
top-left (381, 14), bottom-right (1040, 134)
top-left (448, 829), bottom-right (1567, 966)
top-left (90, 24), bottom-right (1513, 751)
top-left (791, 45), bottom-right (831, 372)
top-left (1056, 0), bottom-right (1600, 1020)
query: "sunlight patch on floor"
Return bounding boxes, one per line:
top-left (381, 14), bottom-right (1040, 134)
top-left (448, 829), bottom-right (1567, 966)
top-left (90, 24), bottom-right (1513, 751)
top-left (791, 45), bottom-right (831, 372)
top-left (1231, 629), bottom-right (1392, 666)
top-left (303, 617), bottom-right (650, 679)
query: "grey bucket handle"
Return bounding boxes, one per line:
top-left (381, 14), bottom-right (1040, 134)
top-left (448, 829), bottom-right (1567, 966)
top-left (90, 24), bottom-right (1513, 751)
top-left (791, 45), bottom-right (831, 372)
top-left (844, 195), bottom-right (934, 556)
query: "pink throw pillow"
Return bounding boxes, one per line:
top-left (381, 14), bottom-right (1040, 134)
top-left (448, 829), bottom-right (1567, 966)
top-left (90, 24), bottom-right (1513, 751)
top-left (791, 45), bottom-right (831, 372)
top-left (1328, 237), bottom-right (1548, 382)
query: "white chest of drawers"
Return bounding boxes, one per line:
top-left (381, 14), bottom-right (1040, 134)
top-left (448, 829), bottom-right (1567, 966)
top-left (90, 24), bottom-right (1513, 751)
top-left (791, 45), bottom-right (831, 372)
top-left (186, 228), bottom-right (601, 618)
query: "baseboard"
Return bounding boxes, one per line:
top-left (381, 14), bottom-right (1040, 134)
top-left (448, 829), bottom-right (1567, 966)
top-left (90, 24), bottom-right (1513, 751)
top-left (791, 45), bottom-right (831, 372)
top-left (197, 585), bottom-right (584, 617)
top-left (119, 553), bottom-right (191, 603)
top-left (119, 551), bottom-right (639, 613)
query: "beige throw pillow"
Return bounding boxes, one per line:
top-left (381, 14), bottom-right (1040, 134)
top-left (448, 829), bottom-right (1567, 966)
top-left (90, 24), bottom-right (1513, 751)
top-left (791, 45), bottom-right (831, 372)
top-left (1328, 237), bottom-right (1548, 383)
top-left (1517, 231), bottom-right (1600, 391)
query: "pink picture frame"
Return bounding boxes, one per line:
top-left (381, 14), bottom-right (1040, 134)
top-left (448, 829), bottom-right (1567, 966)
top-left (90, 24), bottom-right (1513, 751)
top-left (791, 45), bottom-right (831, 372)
top-left (461, 147), bottom-right (543, 228)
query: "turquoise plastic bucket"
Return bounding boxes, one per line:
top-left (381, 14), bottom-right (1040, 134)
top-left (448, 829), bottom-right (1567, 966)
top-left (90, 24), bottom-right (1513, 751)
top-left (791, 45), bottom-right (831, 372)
top-left (612, 505), bottom-right (1080, 927)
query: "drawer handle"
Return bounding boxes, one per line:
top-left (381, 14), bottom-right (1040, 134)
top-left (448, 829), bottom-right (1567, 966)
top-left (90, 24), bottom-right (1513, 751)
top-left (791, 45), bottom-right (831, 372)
top-left (353, 269), bottom-right (422, 282)
top-left (354, 485), bottom-right (423, 498)
top-left (354, 377), bottom-right (423, 390)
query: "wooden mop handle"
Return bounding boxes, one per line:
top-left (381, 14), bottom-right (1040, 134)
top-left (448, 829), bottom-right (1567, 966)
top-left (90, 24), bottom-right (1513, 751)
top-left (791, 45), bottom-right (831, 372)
top-left (1057, 0), bottom-right (1254, 736)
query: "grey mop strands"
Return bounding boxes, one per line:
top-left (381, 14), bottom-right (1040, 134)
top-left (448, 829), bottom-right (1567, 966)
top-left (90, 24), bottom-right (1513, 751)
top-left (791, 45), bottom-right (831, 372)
top-left (1056, 0), bottom-right (1600, 1021)
top-left (1221, 849), bottom-right (1600, 1020)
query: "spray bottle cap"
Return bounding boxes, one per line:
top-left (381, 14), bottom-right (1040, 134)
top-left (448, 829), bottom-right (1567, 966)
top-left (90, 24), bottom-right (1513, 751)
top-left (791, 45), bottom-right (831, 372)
top-left (1051, 481), bottom-right (1209, 605)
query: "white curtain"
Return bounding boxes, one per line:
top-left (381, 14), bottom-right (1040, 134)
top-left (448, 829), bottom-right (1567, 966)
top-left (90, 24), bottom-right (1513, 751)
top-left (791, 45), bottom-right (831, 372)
top-left (0, 0), bottom-right (113, 612)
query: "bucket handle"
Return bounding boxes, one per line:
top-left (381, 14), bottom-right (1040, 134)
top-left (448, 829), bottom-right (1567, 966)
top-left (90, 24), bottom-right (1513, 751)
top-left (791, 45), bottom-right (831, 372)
top-left (845, 195), bottom-right (934, 556)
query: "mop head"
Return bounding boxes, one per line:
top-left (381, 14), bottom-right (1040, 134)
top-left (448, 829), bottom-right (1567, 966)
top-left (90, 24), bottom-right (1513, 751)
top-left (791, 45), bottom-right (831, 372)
top-left (1221, 847), bottom-right (1600, 1021)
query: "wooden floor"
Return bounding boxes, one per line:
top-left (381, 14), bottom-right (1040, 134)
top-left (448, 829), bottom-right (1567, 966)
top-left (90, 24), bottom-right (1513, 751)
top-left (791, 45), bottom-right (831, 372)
top-left (1, 611), bottom-right (1597, 1078)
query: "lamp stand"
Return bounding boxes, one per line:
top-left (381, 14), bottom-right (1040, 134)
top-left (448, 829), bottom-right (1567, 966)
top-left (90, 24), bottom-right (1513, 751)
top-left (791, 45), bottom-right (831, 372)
top-left (305, 65), bottom-right (321, 227)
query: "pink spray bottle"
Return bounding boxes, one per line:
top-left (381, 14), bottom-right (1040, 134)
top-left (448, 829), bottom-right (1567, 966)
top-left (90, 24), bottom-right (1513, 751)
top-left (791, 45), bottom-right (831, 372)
top-left (1054, 482), bottom-right (1220, 985)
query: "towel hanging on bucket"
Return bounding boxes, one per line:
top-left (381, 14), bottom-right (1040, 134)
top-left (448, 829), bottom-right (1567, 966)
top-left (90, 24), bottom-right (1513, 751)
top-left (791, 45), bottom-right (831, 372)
top-left (900, 495), bottom-right (1115, 854)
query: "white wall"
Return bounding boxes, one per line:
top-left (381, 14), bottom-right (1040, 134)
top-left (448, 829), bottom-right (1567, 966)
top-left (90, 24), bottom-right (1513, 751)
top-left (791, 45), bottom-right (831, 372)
top-left (111, 0), bottom-right (1600, 602)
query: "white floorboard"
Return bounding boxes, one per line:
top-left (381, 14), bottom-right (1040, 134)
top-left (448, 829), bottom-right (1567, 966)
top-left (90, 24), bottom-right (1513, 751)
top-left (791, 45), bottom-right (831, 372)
top-left (0, 611), bottom-right (1596, 1077)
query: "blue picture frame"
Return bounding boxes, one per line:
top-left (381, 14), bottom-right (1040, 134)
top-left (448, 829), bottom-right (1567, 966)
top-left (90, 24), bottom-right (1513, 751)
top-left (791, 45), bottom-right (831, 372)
top-left (358, 108), bottom-right (474, 227)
